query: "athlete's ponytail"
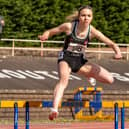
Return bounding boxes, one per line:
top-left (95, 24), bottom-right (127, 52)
top-left (66, 11), bottom-right (78, 22)
top-left (66, 5), bottom-right (93, 22)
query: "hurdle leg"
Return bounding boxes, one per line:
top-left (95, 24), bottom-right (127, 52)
top-left (25, 102), bottom-right (29, 129)
top-left (114, 103), bottom-right (118, 129)
top-left (121, 104), bottom-right (125, 129)
top-left (14, 102), bottom-right (18, 129)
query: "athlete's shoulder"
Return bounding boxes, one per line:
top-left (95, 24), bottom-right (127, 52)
top-left (89, 25), bottom-right (105, 40)
top-left (60, 22), bottom-right (72, 29)
top-left (58, 22), bottom-right (73, 34)
top-left (89, 25), bottom-right (97, 32)
top-left (90, 25), bottom-right (102, 35)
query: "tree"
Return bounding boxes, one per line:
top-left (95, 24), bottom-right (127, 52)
top-left (0, 0), bottom-right (129, 46)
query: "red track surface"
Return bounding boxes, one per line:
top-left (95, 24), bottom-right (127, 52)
top-left (0, 122), bottom-right (129, 129)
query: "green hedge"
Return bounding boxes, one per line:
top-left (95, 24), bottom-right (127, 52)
top-left (0, 0), bottom-right (129, 46)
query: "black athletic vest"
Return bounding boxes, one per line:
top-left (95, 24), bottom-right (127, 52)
top-left (63, 20), bottom-right (90, 51)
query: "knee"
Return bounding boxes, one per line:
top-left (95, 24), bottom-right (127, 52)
top-left (107, 76), bottom-right (114, 84)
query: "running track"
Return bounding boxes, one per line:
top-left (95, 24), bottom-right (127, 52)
top-left (0, 56), bottom-right (129, 91)
top-left (0, 56), bottom-right (129, 129)
top-left (0, 122), bottom-right (129, 129)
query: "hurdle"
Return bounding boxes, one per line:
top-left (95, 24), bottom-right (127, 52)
top-left (0, 86), bottom-right (128, 129)
top-left (14, 103), bottom-right (18, 129)
top-left (0, 99), bottom-right (126, 129)
top-left (13, 101), bottom-right (125, 129)
top-left (114, 102), bottom-right (125, 129)
top-left (14, 102), bottom-right (29, 129)
top-left (73, 87), bottom-right (104, 119)
top-left (71, 87), bottom-right (129, 120)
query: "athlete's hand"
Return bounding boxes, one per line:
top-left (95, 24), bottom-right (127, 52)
top-left (38, 31), bottom-right (49, 41)
top-left (114, 54), bottom-right (123, 60)
top-left (0, 20), bottom-right (5, 26)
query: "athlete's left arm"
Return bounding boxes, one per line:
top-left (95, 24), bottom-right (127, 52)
top-left (90, 25), bottom-right (122, 59)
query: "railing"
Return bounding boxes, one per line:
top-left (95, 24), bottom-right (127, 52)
top-left (0, 38), bottom-right (129, 60)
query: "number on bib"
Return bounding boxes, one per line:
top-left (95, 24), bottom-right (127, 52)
top-left (58, 51), bottom-right (64, 59)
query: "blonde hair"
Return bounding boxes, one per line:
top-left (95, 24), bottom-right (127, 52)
top-left (66, 11), bottom-right (78, 21)
top-left (66, 5), bottom-right (93, 22)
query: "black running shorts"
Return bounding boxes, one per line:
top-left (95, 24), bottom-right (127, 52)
top-left (58, 51), bottom-right (88, 73)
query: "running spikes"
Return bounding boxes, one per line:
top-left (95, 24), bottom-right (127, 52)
top-left (87, 77), bottom-right (96, 86)
top-left (49, 108), bottom-right (59, 120)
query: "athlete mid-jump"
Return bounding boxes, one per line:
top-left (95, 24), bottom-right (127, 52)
top-left (39, 5), bottom-right (122, 120)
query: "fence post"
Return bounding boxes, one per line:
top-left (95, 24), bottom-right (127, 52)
top-left (126, 46), bottom-right (129, 61)
top-left (40, 42), bottom-right (43, 57)
top-left (12, 39), bottom-right (15, 56)
top-left (98, 43), bottom-right (101, 60)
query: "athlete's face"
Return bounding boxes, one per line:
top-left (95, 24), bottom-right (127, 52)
top-left (78, 8), bottom-right (93, 25)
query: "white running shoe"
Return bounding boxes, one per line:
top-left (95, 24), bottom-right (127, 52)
top-left (87, 77), bottom-right (96, 86)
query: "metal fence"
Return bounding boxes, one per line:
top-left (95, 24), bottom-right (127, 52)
top-left (1, 38), bottom-right (129, 60)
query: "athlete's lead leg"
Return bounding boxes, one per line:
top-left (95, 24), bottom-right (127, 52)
top-left (49, 61), bottom-right (71, 120)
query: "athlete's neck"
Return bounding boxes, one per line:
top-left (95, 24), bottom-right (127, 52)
top-left (77, 22), bottom-right (89, 32)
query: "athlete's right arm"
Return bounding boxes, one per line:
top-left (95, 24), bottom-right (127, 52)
top-left (38, 22), bottom-right (72, 41)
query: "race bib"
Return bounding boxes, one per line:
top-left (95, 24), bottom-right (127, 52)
top-left (67, 43), bottom-right (84, 53)
top-left (58, 51), bottom-right (64, 59)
